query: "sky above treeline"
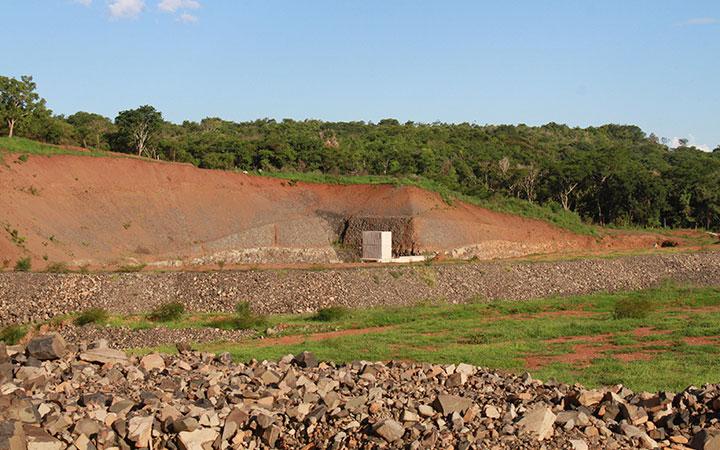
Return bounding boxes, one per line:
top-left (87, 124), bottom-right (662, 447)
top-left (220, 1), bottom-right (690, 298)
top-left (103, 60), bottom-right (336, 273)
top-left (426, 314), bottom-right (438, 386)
top-left (1, 1), bottom-right (718, 150)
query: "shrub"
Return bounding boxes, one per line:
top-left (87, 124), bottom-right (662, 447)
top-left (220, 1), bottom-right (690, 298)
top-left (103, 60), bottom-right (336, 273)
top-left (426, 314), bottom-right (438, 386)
top-left (211, 301), bottom-right (267, 330)
top-left (46, 262), bottom-right (69, 273)
top-left (613, 297), bottom-right (653, 320)
top-left (147, 302), bottom-right (185, 322)
top-left (14, 257), bottom-right (31, 272)
top-left (75, 308), bottom-right (109, 326)
top-left (313, 306), bottom-right (350, 322)
top-left (0, 325), bottom-right (27, 344)
top-left (116, 263), bottom-right (145, 273)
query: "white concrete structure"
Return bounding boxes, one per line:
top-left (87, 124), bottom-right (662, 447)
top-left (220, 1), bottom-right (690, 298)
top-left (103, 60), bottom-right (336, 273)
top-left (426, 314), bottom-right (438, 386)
top-left (362, 231), bottom-right (392, 262)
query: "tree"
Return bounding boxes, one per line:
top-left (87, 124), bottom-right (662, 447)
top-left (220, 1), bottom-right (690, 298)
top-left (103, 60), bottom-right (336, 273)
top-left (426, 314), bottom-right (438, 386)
top-left (67, 112), bottom-right (114, 148)
top-left (114, 105), bottom-right (163, 157)
top-left (0, 75), bottom-right (45, 138)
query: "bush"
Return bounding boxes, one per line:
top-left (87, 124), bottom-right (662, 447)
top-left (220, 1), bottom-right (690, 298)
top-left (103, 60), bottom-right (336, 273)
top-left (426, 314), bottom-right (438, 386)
top-left (14, 257), bottom-right (31, 272)
top-left (46, 262), bottom-right (69, 273)
top-left (0, 325), bottom-right (27, 344)
top-left (212, 301), bottom-right (267, 330)
top-left (116, 264), bottom-right (145, 273)
top-left (147, 302), bottom-right (185, 322)
top-left (74, 308), bottom-right (109, 326)
top-left (613, 297), bottom-right (653, 320)
top-left (313, 306), bottom-right (350, 322)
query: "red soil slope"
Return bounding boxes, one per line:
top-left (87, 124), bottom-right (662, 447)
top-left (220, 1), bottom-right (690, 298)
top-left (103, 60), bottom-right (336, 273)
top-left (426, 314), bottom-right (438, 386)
top-left (0, 152), bottom-right (671, 270)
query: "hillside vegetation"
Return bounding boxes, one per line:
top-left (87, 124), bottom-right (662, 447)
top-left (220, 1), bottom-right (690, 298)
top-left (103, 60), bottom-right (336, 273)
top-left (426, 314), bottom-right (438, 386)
top-left (2, 75), bottom-right (719, 231)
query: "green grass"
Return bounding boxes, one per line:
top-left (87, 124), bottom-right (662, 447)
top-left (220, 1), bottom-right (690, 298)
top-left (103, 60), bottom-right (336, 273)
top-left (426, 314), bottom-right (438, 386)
top-left (123, 284), bottom-right (720, 392)
top-left (313, 306), bottom-right (350, 322)
top-left (209, 301), bottom-right (267, 330)
top-left (0, 137), bottom-right (109, 158)
top-left (14, 257), bottom-right (31, 272)
top-left (147, 302), bottom-right (185, 322)
top-left (115, 264), bottom-right (146, 273)
top-left (0, 325), bottom-right (28, 345)
top-left (74, 308), bottom-right (109, 326)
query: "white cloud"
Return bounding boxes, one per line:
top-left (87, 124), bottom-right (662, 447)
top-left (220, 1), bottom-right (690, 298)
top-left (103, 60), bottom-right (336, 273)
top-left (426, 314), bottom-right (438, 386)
top-left (669, 135), bottom-right (712, 151)
top-left (178, 12), bottom-right (198, 23)
top-left (677, 17), bottom-right (719, 26)
top-left (158, 0), bottom-right (200, 13)
top-left (108, 0), bottom-right (145, 18)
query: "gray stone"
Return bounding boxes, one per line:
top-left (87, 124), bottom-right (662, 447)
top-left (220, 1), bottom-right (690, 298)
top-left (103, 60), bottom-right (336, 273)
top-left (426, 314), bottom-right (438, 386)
top-left (26, 334), bottom-right (66, 361)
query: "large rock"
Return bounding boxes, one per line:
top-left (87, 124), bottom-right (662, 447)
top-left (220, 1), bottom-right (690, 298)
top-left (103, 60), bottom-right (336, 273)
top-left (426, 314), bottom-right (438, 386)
top-left (517, 406), bottom-right (556, 441)
top-left (140, 353), bottom-right (165, 371)
top-left (0, 421), bottom-right (25, 450)
top-left (79, 347), bottom-right (128, 365)
top-left (127, 415), bottom-right (154, 448)
top-left (431, 394), bottom-right (473, 415)
top-left (178, 428), bottom-right (218, 450)
top-left (5, 399), bottom-right (40, 424)
top-left (293, 351), bottom-right (318, 368)
top-left (691, 430), bottom-right (720, 450)
top-left (373, 419), bottom-right (405, 442)
top-left (26, 334), bottom-right (66, 361)
top-left (23, 426), bottom-right (64, 450)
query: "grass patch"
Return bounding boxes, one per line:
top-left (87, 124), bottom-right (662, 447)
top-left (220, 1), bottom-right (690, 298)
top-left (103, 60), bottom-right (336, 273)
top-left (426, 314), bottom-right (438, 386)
top-left (313, 306), bottom-right (350, 322)
top-left (0, 137), bottom-right (109, 158)
top-left (209, 302), bottom-right (267, 330)
top-left (116, 263), bottom-right (146, 273)
top-left (147, 302), bottom-right (185, 322)
top-left (131, 284), bottom-right (720, 392)
top-left (613, 297), bottom-right (654, 319)
top-left (14, 257), bottom-right (31, 272)
top-left (74, 308), bottom-right (110, 326)
top-left (0, 325), bottom-right (27, 345)
top-left (45, 262), bottom-right (69, 273)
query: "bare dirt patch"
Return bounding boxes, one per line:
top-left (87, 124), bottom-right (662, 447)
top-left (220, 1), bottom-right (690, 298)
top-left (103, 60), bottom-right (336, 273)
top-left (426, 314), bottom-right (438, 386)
top-left (683, 336), bottom-right (720, 346)
top-left (526, 328), bottom-right (677, 369)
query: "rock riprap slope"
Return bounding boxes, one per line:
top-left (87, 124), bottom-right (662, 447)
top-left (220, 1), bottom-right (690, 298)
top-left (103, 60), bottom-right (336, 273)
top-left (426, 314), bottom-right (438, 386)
top-left (2, 334), bottom-right (720, 449)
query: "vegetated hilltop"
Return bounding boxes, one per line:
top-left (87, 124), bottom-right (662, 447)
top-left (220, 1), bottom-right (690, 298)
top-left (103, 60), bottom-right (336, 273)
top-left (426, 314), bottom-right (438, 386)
top-left (2, 74), bottom-right (719, 234)
top-left (0, 143), bottom-right (684, 271)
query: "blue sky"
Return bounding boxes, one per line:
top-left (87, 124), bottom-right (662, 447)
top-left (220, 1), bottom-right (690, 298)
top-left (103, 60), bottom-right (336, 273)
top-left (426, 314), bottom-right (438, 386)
top-left (1, 1), bottom-right (718, 149)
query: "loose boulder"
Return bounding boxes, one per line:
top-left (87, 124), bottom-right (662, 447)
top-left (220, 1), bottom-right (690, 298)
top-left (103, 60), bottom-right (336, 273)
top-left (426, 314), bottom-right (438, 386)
top-left (26, 334), bottom-right (66, 361)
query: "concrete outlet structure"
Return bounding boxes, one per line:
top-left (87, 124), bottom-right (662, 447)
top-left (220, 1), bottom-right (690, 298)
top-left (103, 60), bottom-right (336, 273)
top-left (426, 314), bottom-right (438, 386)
top-left (362, 231), bottom-right (393, 262)
top-left (362, 231), bottom-right (427, 263)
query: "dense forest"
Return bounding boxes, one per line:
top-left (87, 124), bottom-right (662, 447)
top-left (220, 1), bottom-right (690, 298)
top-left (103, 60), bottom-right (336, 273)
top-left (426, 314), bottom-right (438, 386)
top-left (2, 75), bottom-right (719, 230)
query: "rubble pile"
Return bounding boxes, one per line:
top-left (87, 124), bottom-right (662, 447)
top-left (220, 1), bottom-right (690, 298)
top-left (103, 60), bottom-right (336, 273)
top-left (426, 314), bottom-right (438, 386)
top-left (1, 334), bottom-right (720, 449)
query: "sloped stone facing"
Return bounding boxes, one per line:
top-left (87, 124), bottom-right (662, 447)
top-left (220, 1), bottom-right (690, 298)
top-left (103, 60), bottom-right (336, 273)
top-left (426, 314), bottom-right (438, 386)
top-left (1, 251), bottom-right (719, 326)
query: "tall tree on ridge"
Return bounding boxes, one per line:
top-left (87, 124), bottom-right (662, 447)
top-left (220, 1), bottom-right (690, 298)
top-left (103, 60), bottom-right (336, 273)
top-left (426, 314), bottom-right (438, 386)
top-left (0, 75), bottom-right (45, 138)
top-left (115, 105), bottom-right (163, 157)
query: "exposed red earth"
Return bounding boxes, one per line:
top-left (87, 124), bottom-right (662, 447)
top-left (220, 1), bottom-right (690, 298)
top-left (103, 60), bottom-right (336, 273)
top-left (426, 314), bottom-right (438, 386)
top-left (0, 150), bottom-right (698, 271)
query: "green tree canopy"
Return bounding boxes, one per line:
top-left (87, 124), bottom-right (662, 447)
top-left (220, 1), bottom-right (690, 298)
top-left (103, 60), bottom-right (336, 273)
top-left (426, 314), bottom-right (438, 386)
top-left (114, 105), bottom-right (163, 157)
top-left (0, 75), bottom-right (45, 138)
top-left (67, 111), bottom-right (114, 149)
